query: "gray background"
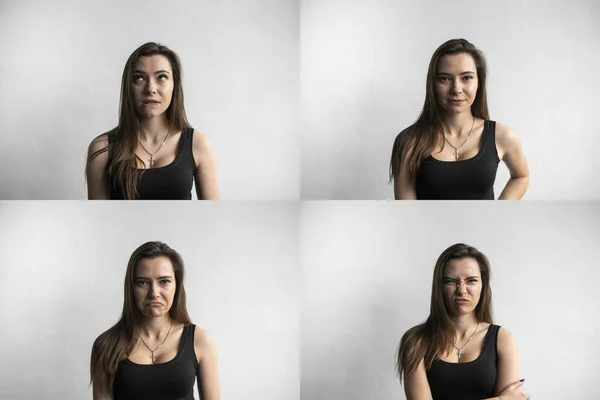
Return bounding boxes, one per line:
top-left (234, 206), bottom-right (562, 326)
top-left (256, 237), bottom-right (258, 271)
top-left (300, 0), bottom-right (600, 199)
top-left (0, 202), bottom-right (299, 400)
top-left (301, 201), bottom-right (600, 399)
top-left (0, 0), bottom-right (299, 199)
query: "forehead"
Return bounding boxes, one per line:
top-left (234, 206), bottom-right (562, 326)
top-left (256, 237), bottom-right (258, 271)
top-left (135, 256), bottom-right (175, 277)
top-left (443, 257), bottom-right (481, 277)
top-left (437, 53), bottom-right (476, 74)
top-left (134, 55), bottom-right (172, 73)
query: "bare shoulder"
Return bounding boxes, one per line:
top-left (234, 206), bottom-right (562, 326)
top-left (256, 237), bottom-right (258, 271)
top-left (497, 326), bottom-right (518, 354)
top-left (194, 325), bottom-right (217, 353)
top-left (192, 130), bottom-right (214, 152)
top-left (88, 133), bottom-right (109, 154)
top-left (494, 122), bottom-right (521, 147)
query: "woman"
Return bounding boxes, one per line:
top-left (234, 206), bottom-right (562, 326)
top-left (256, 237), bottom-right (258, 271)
top-left (389, 39), bottom-right (529, 200)
top-left (396, 244), bottom-right (530, 400)
top-left (86, 42), bottom-right (219, 200)
top-left (90, 241), bottom-right (221, 400)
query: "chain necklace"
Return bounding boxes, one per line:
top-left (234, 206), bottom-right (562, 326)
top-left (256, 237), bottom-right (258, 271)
top-left (138, 128), bottom-right (170, 168)
top-left (452, 321), bottom-right (479, 362)
top-left (137, 319), bottom-right (173, 363)
top-left (444, 116), bottom-right (475, 161)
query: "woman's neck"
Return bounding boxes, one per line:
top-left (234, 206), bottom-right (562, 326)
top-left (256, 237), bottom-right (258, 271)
top-left (441, 111), bottom-right (474, 138)
top-left (451, 313), bottom-right (479, 340)
top-left (138, 116), bottom-right (170, 143)
top-left (137, 315), bottom-right (173, 340)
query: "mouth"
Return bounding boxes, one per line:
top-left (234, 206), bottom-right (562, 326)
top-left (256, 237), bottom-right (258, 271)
top-left (142, 100), bottom-right (160, 106)
top-left (449, 99), bottom-right (465, 104)
top-left (148, 302), bottom-right (162, 306)
top-left (454, 298), bottom-right (470, 303)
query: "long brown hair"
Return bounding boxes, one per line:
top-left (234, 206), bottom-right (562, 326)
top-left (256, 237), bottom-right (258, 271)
top-left (88, 42), bottom-right (191, 199)
top-left (389, 39), bottom-right (490, 186)
top-left (396, 243), bottom-right (493, 382)
top-left (89, 241), bottom-right (192, 393)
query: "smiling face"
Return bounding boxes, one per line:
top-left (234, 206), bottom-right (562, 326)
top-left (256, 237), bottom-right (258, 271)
top-left (132, 55), bottom-right (174, 119)
top-left (133, 256), bottom-right (176, 319)
top-left (442, 257), bottom-right (483, 316)
top-left (436, 53), bottom-right (479, 115)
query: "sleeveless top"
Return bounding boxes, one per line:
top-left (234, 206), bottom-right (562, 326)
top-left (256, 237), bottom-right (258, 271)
top-left (113, 324), bottom-right (199, 400)
top-left (426, 324), bottom-right (500, 400)
top-left (415, 120), bottom-right (500, 200)
top-left (109, 127), bottom-right (196, 200)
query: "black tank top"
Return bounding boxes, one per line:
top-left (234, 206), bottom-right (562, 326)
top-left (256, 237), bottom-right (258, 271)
top-left (109, 127), bottom-right (196, 200)
top-left (113, 324), bottom-right (199, 400)
top-left (426, 324), bottom-right (500, 400)
top-left (415, 120), bottom-right (500, 200)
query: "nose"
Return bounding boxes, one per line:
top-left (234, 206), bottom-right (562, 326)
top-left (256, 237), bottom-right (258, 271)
top-left (145, 79), bottom-right (157, 94)
top-left (450, 78), bottom-right (462, 94)
top-left (148, 283), bottom-right (160, 298)
top-left (456, 281), bottom-right (467, 294)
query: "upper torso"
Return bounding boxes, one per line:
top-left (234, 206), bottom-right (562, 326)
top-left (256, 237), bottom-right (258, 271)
top-left (109, 127), bottom-right (197, 199)
top-left (414, 119), bottom-right (501, 200)
top-left (113, 323), bottom-right (198, 400)
top-left (426, 323), bottom-right (500, 400)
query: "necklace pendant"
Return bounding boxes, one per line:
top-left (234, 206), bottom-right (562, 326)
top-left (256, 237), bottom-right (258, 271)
top-left (457, 349), bottom-right (461, 360)
top-left (454, 148), bottom-right (459, 161)
top-left (149, 155), bottom-right (154, 167)
top-left (151, 352), bottom-right (156, 363)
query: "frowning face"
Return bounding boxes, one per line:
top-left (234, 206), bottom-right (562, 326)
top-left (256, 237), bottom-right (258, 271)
top-left (133, 256), bottom-right (176, 318)
top-left (442, 257), bottom-right (482, 316)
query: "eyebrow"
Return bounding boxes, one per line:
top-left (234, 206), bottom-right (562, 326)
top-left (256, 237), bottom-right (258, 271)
top-left (437, 71), bottom-right (475, 76)
top-left (132, 70), bottom-right (171, 75)
top-left (135, 275), bottom-right (174, 280)
top-left (443, 276), bottom-right (480, 280)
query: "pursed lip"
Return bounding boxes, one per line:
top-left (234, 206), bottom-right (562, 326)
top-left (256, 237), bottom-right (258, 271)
top-left (449, 99), bottom-right (465, 102)
top-left (148, 302), bottom-right (162, 306)
top-left (143, 99), bottom-right (160, 104)
top-left (454, 298), bottom-right (469, 302)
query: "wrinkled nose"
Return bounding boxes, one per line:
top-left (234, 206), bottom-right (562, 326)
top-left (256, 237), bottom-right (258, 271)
top-left (456, 282), bottom-right (467, 295)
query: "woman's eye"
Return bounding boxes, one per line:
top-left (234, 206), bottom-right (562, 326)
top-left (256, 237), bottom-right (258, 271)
top-left (158, 74), bottom-right (168, 80)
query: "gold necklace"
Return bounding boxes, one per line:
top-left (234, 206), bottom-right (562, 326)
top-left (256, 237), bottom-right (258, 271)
top-left (452, 321), bottom-right (479, 362)
top-left (443, 116), bottom-right (475, 161)
top-left (137, 320), bottom-right (173, 363)
top-left (138, 128), bottom-right (170, 168)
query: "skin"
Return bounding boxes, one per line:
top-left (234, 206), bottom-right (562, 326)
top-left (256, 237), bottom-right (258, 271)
top-left (86, 55), bottom-right (220, 199)
top-left (92, 257), bottom-right (221, 400)
top-left (394, 53), bottom-right (529, 200)
top-left (403, 257), bottom-right (530, 400)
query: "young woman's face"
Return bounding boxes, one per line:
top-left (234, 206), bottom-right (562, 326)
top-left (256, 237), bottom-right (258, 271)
top-left (435, 53), bottom-right (479, 115)
top-left (132, 55), bottom-right (174, 119)
top-left (442, 257), bottom-right (483, 316)
top-left (133, 256), bottom-right (176, 319)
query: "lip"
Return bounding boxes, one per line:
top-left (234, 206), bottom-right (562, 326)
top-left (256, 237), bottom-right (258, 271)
top-left (142, 100), bottom-right (160, 106)
top-left (449, 99), bottom-right (465, 103)
top-left (455, 299), bottom-right (469, 303)
top-left (148, 302), bottom-right (162, 306)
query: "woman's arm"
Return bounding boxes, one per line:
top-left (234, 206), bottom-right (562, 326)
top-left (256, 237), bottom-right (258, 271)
top-left (86, 134), bottom-right (110, 199)
top-left (480, 327), bottom-right (530, 400)
top-left (394, 166), bottom-right (418, 200)
top-left (393, 140), bottom-right (417, 200)
top-left (496, 124), bottom-right (529, 200)
top-left (192, 130), bottom-right (220, 200)
top-left (195, 326), bottom-right (221, 400)
top-left (91, 373), bottom-right (114, 400)
top-left (403, 358), bottom-right (433, 400)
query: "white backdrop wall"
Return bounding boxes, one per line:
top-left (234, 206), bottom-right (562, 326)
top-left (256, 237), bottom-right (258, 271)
top-left (0, 0), bottom-right (299, 200)
top-left (300, 0), bottom-right (600, 199)
top-left (0, 201), bottom-right (300, 400)
top-left (301, 202), bottom-right (600, 399)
